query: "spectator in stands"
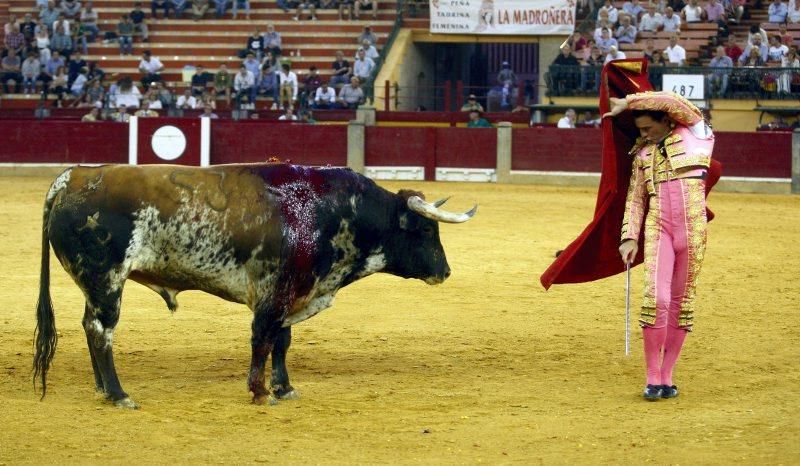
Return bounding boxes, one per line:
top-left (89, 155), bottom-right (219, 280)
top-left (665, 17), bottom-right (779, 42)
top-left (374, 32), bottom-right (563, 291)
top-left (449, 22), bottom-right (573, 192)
top-left (768, 0), bottom-right (789, 22)
top-left (51, 23), bottom-right (73, 59)
top-left (263, 24), bottom-right (282, 56)
top-left (552, 43), bottom-right (580, 94)
top-left (302, 65), bottom-right (322, 105)
top-left (66, 51), bottom-right (86, 86)
top-left (261, 49), bottom-right (279, 74)
top-left (277, 63), bottom-right (298, 110)
top-left (707, 45), bottom-right (732, 96)
top-left (191, 0), bottom-right (210, 20)
top-left (642, 38), bottom-right (657, 60)
top-left (661, 6), bottom-right (682, 32)
top-left (151, 0), bottom-right (173, 18)
top-left (138, 50), bottom-right (163, 90)
top-left (86, 60), bottom-right (104, 82)
top-left (353, 47), bottom-right (375, 96)
top-left (460, 94), bottom-right (484, 112)
top-left (114, 76), bottom-right (142, 108)
top-left (778, 23), bottom-right (794, 46)
top-left (789, 0), bottom-right (800, 22)
top-left (623, 0), bottom-right (646, 25)
top-left (778, 46), bottom-right (799, 92)
top-left (233, 64), bottom-right (255, 108)
top-left (742, 46), bottom-right (765, 66)
top-left (567, 31), bottom-right (587, 53)
top-left (53, 13), bottom-right (71, 36)
top-left (4, 24), bottom-right (26, 55)
top-left (84, 78), bottom-right (104, 103)
top-left (172, 0), bottom-right (190, 18)
top-left (357, 39), bottom-right (379, 60)
top-left (176, 88), bottom-right (198, 108)
top-left (111, 104), bottom-right (131, 122)
top-left (135, 100), bottom-right (159, 117)
top-left (49, 65), bottom-right (68, 106)
top-left (81, 106), bottom-right (100, 121)
top-left (256, 66), bottom-right (278, 108)
top-left (130, 3), bottom-right (150, 42)
top-left (681, 0), bottom-right (703, 22)
top-left (153, 81), bottom-right (173, 107)
top-left (339, 0), bottom-right (355, 20)
top-left (212, 0), bottom-right (228, 18)
top-left (581, 38), bottom-right (597, 60)
top-left (34, 27), bottom-right (51, 64)
top-left (725, 34), bottom-right (743, 61)
top-left (191, 64), bottom-right (213, 95)
top-left (664, 34), bottom-right (686, 65)
top-left (200, 106), bottom-right (218, 118)
top-left (21, 51), bottom-right (41, 94)
top-left (705, 0), bottom-right (725, 21)
top-left (594, 18), bottom-right (613, 42)
top-left (245, 29), bottom-right (264, 60)
top-left (604, 44), bottom-right (627, 63)
top-left (767, 35), bottom-right (789, 62)
top-left (144, 90), bottom-right (162, 109)
top-left (4, 14), bottom-right (18, 36)
top-left (580, 110), bottom-right (601, 127)
top-left (1, 49), bottom-right (24, 94)
top-left (467, 110), bottom-right (491, 127)
top-left (598, 0), bottom-right (619, 25)
top-left (39, 49), bottom-right (62, 90)
top-left (337, 75), bottom-right (364, 108)
top-left (293, 0), bottom-right (318, 21)
top-left (73, 18), bottom-right (90, 54)
top-left (278, 107), bottom-right (298, 120)
top-left (354, 0), bottom-right (378, 19)
top-left (232, 0), bottom-right (250, 19)
top-left (312, 81), bottom-right (336, 109)
top-left (330, 50), bottom-right (351, 87)
top-left (242, 52), bottom-right (260, 78)
top-left (597, 27), bottom-right (618, 54)
top-left (748, 23), bottom-right (768, 45)
top-left (61, 0), bottom-right (82, 19)
top-left (581, 46), bottom-right (603, 91)
top-left (557, 109), bottom-right (577, 128)
top-left (650, 48), bottom-right (667, 64)
top-left (357, 25), bottom-right (377, 46)
top-left (117, 15), bottom-right (134, 55)
top-left (20, 13), bottom-right (37, 43)
top-left (639, 5), bottom-right (664, 31)
top-left (198, 91), bottom-right (214, 110)
top-left (299, 109), bottom-right (316, 124)
top-left (739, 34), bottom-right (768, 63)
top-left (615, 15), bottom-right (638, 43)
top-left (40, 2), bottom-right (59, 32)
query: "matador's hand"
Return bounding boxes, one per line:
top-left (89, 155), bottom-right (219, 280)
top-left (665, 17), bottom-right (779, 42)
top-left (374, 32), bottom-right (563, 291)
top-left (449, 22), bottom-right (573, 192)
top-left (603, 97), bottom-right (628, 119)
top-left (619, 239), bottom-right (638, 265)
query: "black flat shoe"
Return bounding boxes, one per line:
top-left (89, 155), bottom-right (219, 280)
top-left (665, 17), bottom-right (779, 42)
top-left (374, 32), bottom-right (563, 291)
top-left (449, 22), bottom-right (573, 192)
top-left (643, 384), bottom-right (663, 401)
top-left (660, 385), bottom-right (679, 399)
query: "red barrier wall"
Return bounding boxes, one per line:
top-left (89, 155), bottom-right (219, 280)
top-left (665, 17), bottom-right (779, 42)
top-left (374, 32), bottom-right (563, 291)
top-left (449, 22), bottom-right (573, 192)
top-left (434, 128), bottom-right (497, 168)
top-left (0, 120), bottom-right (128, 164)
top-left (711, 132), bottom-right (791, 178)
top-left (366, 127), bottom-right (437, 180)
top-left (512, 127), bottom-right (602, 172)
top-left (210, 121), bottom-right (348, 166)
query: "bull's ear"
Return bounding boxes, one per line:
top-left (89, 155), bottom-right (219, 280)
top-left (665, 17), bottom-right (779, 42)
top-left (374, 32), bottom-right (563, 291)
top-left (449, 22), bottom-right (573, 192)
top-left (397, 189), bottom-right (425, 201)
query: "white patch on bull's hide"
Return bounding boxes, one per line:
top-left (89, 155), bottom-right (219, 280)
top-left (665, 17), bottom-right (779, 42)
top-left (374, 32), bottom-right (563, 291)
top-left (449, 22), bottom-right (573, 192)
top-left (349, 195), bottom-right (358, 213)
top-left (284, 220), bottom-right (358, 326)
top-left (46, 168), bottom-right (72, 205)
top-left (398, 213), bottom-right (409, 230)
top-left (124, 203), bottom-right (258, 305)
top-left (357, 251), bottom-right (386, 278)
top-left (89, 318), bottom-right (114, 349)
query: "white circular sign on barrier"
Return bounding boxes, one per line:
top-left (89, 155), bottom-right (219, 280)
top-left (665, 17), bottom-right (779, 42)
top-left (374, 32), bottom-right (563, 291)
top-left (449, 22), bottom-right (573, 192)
top-left (151, 125), bottom-right (187, 161)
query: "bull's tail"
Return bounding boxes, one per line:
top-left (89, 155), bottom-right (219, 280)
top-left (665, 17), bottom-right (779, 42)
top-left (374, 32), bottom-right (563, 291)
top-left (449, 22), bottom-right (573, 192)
top-left (33, 169), bottom-right (70, 399)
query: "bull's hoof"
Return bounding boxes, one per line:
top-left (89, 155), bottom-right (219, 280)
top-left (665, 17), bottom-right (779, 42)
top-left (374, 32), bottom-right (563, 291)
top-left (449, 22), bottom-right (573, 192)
top-left (253, 394), bottom-right (278, 406)
top-left (114, 397), bottom-right (140, 410)
top-left (274, 387), bottom-right (300, 400)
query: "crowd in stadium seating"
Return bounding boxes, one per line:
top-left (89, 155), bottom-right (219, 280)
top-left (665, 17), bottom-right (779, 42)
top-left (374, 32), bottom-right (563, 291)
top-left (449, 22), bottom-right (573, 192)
top-left (551, 0), bottom-right (800, 97)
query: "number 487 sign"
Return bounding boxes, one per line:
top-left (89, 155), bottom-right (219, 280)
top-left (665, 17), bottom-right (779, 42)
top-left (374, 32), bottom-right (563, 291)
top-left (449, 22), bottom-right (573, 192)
top-left (662, 74), bottom-right (705, 100)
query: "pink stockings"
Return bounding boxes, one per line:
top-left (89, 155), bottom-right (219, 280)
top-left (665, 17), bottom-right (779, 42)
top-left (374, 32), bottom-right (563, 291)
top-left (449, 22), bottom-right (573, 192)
top-left (640, 179), bottom-right (707, 387)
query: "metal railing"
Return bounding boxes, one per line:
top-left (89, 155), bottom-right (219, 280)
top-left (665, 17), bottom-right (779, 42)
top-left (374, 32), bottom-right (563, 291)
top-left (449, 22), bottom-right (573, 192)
top-left (546, 65), bottom-right (800, 100)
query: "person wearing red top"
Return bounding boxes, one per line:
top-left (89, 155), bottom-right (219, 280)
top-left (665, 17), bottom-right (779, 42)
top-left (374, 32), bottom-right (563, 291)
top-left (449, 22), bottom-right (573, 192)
top-left (724, 34), bottom-right (743, 62)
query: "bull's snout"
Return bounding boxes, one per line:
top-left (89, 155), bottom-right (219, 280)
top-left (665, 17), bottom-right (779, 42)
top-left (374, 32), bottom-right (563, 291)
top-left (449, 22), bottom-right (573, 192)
top-left (425, 264), bottom-right (451, 285)
top-left (444, 265), bottom-right (451, 280)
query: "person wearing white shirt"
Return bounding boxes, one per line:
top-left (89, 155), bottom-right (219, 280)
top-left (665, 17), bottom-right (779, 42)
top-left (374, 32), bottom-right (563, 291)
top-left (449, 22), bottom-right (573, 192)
top-left (356, 39), bottom-right (379, 60)
top-left (353, 48), bottom-right (375, 81)
top-left (615, 15), bottom-right (638, 43)
top-left (234, 65), bottom-right (255, 107)
top-left (276, 63), bottom-right (298, 110)
top-left (639, 5), bottom-right (663, 31)
top-left (176, 89), bottom-right (198, 109)
top-left (768, 0), bottom-right (788, 22)
top-left (113, 77), bottom-right (141, 108)
top-left (767, 35), bottom-right (789, 62)
top-left (661, 7), bottom-right (681, 32)
top-left (312, 81), bottom-right (336, 109)
top-left (664, 35), bottom-right (686, 65)
top-left (278, 107), bottom-right (298, 121)
top-left (557, 109), bottom-right (576, 128)
top-left (70, 71), bottom-right (87, 95)
top-left (604, 46), bottom-right (627, 63)
top-left (681, 0), bottom-right (703, 22)
top-left (138, 50), bottom-right (164, 90)
top-left (598, 0), bottom-right (619, 24)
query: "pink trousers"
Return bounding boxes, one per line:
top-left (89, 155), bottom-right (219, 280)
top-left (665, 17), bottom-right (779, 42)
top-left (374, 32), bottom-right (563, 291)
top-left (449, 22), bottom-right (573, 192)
top-left (641, 178), bottom-right (707, 386)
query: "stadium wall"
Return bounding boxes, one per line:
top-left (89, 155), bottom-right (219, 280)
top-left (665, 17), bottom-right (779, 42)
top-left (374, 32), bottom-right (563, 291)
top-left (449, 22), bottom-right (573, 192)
top-left (0, 118), bottom-right (795, 193)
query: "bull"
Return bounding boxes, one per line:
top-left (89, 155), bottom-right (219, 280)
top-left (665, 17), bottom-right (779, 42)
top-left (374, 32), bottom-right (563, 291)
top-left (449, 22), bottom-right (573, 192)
top-left (34, 163), bottom-right (476, 408)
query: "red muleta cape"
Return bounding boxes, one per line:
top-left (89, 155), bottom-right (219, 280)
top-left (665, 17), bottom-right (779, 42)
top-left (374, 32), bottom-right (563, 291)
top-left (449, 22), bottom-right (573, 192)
top-left (539, 59), bottom-right (722, 290)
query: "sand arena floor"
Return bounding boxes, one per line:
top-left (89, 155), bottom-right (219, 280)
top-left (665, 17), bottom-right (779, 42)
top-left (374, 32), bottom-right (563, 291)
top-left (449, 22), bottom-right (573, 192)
top-left (0, 175), bottom-right (798, 464)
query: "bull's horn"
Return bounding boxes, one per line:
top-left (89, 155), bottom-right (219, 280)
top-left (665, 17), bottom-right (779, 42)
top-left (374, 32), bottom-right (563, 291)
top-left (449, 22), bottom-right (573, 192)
top-left (433, 197), bottom-right (450, 208)
top-left (407, 196), bottom-right (477, 224)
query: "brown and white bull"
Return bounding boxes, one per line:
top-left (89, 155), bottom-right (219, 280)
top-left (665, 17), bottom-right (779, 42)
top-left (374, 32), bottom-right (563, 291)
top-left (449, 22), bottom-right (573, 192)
top-left (34, 163), bottom-right (475, 408)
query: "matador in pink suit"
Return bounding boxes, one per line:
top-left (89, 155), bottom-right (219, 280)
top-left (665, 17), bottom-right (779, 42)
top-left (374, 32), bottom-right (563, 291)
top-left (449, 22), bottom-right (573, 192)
top-left (606, 91), bottom-right (714, 401)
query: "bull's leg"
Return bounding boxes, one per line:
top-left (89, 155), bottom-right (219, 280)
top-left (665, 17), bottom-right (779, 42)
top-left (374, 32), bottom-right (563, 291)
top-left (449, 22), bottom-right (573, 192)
top-left (247, 304), bottom-right (285, 405)
top-left (270, 326), bottom-right (299, 400)
top-left (82, 304), bottom-right (104, 394)
top-left (84, 291), bottom-right (138, 409)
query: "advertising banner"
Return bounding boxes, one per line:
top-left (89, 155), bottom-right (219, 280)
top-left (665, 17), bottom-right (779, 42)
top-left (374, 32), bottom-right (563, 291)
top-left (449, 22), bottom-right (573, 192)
top-left (430, 0), bottom-right (576, 35)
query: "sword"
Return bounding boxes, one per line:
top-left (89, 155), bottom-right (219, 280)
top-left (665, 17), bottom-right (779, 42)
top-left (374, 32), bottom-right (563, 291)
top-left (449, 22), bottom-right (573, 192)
top-left (625, 262), bottom-right (631, 356)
